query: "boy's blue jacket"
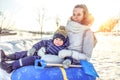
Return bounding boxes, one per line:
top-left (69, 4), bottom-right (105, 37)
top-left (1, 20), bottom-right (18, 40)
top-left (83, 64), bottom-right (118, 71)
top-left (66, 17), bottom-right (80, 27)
top-left (32, 37), bottom-right (69, 55)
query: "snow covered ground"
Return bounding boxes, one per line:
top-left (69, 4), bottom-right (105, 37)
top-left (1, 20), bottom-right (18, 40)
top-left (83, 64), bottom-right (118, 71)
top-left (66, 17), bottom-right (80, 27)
top-left (91, 33), bottom-right (120, 80)
top-left (0, 34), bottom-right (51, 80)
top-left (0, 33), bottom-right (120, 80)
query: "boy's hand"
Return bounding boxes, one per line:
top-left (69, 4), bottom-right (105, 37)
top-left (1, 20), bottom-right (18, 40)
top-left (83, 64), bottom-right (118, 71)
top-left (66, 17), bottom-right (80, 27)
top-left (62, 59), bottom-right (71, 68)
top-left (27, 48), bottom-right (36, 56)
top-left (37, 47), bottom-right (46, 57)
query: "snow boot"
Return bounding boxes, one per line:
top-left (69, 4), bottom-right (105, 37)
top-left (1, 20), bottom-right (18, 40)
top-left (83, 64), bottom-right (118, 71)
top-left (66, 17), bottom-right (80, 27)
top-left (6, 51), bottom-right (28, 60)
top-left (0, 50), bottom-right (28, 62)
top-left (0, 49), bottom-right (16, 62)
top-left (0, 50), bottom-right (7, 62)
top-left (0, 62), bottom-right (13, 73)
top-left (7, 54), bottom-right (16, 60)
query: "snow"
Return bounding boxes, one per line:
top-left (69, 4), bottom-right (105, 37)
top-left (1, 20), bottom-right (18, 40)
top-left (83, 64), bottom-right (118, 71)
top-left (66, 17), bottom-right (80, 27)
top-left (0, 33), bottom-right (120, 80)
top-left (0, 34), bottom-right (51, 80)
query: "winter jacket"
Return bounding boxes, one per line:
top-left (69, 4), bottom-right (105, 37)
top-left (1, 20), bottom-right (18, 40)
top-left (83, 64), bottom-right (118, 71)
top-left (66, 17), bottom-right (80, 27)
top-left (32, 37), bottom-right (69, 55)
top-left (65, 20), bottom-right (96, 61)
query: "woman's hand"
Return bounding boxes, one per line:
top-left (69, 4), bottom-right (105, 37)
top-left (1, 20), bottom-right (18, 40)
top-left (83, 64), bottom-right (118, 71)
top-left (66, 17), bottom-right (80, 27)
top-left (58, 50), bottom-right (72, 58)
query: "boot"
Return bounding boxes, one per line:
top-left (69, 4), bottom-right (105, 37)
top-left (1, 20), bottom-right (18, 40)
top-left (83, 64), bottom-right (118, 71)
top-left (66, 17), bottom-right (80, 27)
top-left (0, 62), bottom-right (13, 73)
top-left (0, 50), bottom-right (7, 62)
top-left (0, 49), bottom-right (16, 62)
top-left (7, 54), bottom-right (16, 60)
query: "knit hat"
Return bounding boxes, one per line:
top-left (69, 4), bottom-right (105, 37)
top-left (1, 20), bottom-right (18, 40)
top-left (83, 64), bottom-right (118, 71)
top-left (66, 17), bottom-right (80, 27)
top-left (53, 26), bottom-right (67, 42)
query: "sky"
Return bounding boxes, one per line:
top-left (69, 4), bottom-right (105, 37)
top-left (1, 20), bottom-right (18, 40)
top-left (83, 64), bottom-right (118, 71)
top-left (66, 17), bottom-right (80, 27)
top-left (0, 0), bottom-right (120, 32)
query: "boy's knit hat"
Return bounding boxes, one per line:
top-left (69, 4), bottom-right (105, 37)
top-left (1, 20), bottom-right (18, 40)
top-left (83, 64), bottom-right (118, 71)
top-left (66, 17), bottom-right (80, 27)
top-left (53, 26), bottom-right (67, 42)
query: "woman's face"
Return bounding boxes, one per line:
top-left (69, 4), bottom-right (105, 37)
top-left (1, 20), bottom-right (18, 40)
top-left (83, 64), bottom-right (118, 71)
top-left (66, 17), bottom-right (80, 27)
top-left (71, 8), bottom-right (84, 23)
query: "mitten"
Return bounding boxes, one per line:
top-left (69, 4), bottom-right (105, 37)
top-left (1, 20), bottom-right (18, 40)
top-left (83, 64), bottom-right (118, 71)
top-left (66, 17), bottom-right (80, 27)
top-left (62, 59), bottom-right (71, 68)
top-left (58, 50), bottom-right (72, 58)
top-left (27, 48), bottom-right (36, 56)
top-left (72, 51), bottom-right (87, 60)
top-left (37, 47), bottom-right (46, 57)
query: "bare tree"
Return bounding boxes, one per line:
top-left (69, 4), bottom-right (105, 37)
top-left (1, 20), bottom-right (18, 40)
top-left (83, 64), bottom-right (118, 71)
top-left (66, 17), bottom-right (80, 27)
top-left (56, 16), bottom-right (60, 28)
top-left (36, 8), bottom-right (46, 38)
top-left (0, 11), bottom-right (15, 34)
top-left (0, 11), bottom-right (4, 34)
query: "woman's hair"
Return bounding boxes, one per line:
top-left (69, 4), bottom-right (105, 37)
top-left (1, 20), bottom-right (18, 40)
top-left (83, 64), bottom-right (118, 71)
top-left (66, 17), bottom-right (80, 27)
top-left (73, 4), bottom-right (94, 26)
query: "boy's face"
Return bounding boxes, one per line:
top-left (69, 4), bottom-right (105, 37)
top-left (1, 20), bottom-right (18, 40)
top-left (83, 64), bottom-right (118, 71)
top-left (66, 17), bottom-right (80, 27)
top-left (53, 38), bottom-right (64, 46)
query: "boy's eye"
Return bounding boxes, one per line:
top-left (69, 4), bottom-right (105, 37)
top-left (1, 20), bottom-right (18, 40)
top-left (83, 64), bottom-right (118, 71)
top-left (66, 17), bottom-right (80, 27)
top-left (59, 39), bottom-right (63, 41)
top-left (55, 38), bottom-right (58, 40)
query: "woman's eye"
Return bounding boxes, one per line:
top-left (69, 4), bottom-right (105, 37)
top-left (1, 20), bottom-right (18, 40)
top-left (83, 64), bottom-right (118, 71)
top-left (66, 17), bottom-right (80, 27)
top-left (77, 13), bottom-right (81, 16)
top-left (73, 13), bottom-right (75, 16)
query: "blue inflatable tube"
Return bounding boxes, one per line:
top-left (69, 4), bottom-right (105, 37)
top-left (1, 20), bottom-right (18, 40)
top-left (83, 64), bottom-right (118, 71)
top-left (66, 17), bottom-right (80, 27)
top-left (11, 66), bottom-right (96, 80)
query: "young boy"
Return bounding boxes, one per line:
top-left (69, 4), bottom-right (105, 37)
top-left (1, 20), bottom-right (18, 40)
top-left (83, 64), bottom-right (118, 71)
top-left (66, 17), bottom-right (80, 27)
top-left (0, 26), bottom-right (69, 73)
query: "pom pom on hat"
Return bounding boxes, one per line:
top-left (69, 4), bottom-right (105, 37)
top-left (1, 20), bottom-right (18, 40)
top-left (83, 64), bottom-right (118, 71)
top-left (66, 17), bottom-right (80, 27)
top-left (55, 26), bottom-right (67, 38)
top-left (53, 26), bottom-right (67, 42)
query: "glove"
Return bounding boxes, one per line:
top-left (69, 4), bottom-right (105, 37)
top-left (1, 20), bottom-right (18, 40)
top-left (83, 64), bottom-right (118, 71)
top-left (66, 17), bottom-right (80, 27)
top-left (27, 48), bottom-right (36, 56)
top-left (37, 47), bottom-right (46, 57)
top-left (62, 59), bottom-right (71, 68)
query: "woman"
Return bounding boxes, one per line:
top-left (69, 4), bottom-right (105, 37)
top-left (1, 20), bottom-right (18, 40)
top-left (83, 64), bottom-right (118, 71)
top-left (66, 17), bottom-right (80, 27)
top-left (58, 4), bottom-right (97, 68)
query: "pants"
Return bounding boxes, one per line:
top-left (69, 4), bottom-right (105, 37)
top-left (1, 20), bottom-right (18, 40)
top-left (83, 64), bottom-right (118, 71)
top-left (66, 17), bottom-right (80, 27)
top-left (10, 51), bottom-right (40, 70)
top-left (12, 56), bottom-right (40, 70)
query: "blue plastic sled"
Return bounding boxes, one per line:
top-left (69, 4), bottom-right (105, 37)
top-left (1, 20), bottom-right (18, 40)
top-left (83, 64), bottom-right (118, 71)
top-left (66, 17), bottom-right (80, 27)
top-left (11, 60), bottom-right (99, 80)
top-left (11, 66), bottom-right (96, 80)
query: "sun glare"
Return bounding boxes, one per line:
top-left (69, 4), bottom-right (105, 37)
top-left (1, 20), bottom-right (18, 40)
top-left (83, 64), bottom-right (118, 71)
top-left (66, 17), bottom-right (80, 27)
top-left (1, 0), bottom-right (119, 32)
top-left (87, 0), bottom-right (120, 32)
